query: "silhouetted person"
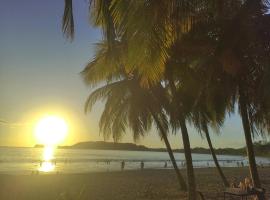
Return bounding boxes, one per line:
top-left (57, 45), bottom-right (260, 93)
top-left (241, 161), bottom-right (244, 167)
top-left (140, 161), bottom-right (144, 170)
top-left (164, 161), bottom-right (167, 168)
top-left (183, 161), bottom-right (186, 168)
top-left (121, 161), bottom-right (125, 171)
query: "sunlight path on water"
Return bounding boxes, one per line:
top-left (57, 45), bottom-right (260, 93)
top-left (39, 146), bottom-right (55, 172)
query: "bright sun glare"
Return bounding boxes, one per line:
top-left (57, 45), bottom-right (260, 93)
top-left (35, 116), bottom-right (68, 146)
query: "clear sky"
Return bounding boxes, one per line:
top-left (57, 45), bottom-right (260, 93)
top-left (0, 0), bottom-right (265, 148)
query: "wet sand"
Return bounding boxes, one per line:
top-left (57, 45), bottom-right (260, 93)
top-left (0, 167), bottom-right (269, 200)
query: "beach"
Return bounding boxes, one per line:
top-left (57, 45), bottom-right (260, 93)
top-left (0, 167), bottom-right (269, 200)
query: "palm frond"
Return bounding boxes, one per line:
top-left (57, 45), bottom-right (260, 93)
top-left (62, 0), bottom-right (74, 41)
top-left (81, 41), bottom-right (125, 87)
top-left (90, 0), bottom-right (116, 48)
top-left (84, 80), bottom-right (127, 113)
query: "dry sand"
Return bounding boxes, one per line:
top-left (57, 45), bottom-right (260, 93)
top-left (0, 167), bottom-right (269, 200)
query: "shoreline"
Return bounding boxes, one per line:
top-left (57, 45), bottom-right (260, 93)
top-left (0, 167), bottom-right (269, 199)
top-left (2, 145), bottom-right (270, 158)
top-left (1, 145), bottom-right (270, 159)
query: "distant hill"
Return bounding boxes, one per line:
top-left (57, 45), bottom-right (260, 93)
top-left (34, 141), bottom-right (150, 151)
top-left (71, 141), bottom-right (149, 151)
top-left (34, 141), bottom-right (270, 157)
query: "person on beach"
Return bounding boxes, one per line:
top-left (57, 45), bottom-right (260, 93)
top-left (183, 161), bottom-right (186, 168)
top-left (121, 161), bottom-right (125, 171)
top-left (140, 161), bottom-right (144, 170)
top-left (164, 161), bottom-right (167, 168)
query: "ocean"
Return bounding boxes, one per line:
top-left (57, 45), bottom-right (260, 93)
top-left (0, 147), bottom-right (269, 175)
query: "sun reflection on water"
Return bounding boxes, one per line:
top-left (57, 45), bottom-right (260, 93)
top-left (39, 146), bottom-right (55, 172)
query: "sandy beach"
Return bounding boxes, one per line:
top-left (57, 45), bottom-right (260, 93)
top-left (0, 167), bottom-right (269, 200)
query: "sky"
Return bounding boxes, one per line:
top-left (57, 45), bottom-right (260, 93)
top-left (0, 0), bottom-right (266, 149)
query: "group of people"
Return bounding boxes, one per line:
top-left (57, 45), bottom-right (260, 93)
top-left (236, 161), bottom-right (245, 167)
top-left (121, 161), bottom-right (145, 171)
top-left (120, 160), bottom-right (172, 171)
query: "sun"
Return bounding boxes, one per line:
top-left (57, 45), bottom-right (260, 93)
top-left (35, 116), bottom-right (68, 146)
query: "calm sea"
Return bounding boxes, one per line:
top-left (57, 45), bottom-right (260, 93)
top-left (0, 147), bottom-right (269, 175)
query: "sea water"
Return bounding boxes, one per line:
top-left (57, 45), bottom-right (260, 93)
top-left (0, 147), bottom-right (269, 174)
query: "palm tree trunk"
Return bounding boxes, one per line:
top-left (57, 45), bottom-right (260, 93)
top-left (167, 77), bottom-right (197, 199)
top-left (202, 123), bottom-right (229, 187)
top-left (239, 92), bottom-right (261, 189)
top-left (151, 112), bottom-right (187, 191)
top-left (179, 118), bottom-right (197, 200)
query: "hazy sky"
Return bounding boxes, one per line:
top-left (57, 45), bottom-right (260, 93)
top-left (0, 0), bottom-right (264, 148)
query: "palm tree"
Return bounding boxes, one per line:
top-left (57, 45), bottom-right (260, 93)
top-left (84, 78), bottom-right (188, 190)
top-left (189, 70), bottom-right (235, 187)
top-left (81, 41), bottom-right (187, 191)
top-left (165, 1), bottom-right (270, 191)
top-left (215, 1), bottom-right (270, 190)
top-left (163, 68), bottom-right (197, 200)
top-left (204, 125), bottom-right (229, 186)
top-left (191, 98), bottom-right (229, 187)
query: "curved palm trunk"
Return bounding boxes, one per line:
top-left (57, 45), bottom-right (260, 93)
top-left (180, 118), bottom-right (197, 200)
top-left (168, 78), bottom-right (197, 199)
top-left (239, 92), bottom-right (261, 189)
top-left (202, 123), bottom-right (229, 187)
top-left (151, 112), bottom-right (187, 191)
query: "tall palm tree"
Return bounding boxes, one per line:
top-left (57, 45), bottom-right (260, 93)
top-left (165, 1), bottom-right (270, 191)
top-left (190, 69), bottom-right (235, 187)
top-left (163, 68), bottom-right (197, 200)
top-left (84, 78), bottom-right (188, 190)
top-left (191, 97), bottom-right (229, 187)
top-left (216, 1), bottom-right (270, 190)
top-left (81, 41), bottom-right (187, 191)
